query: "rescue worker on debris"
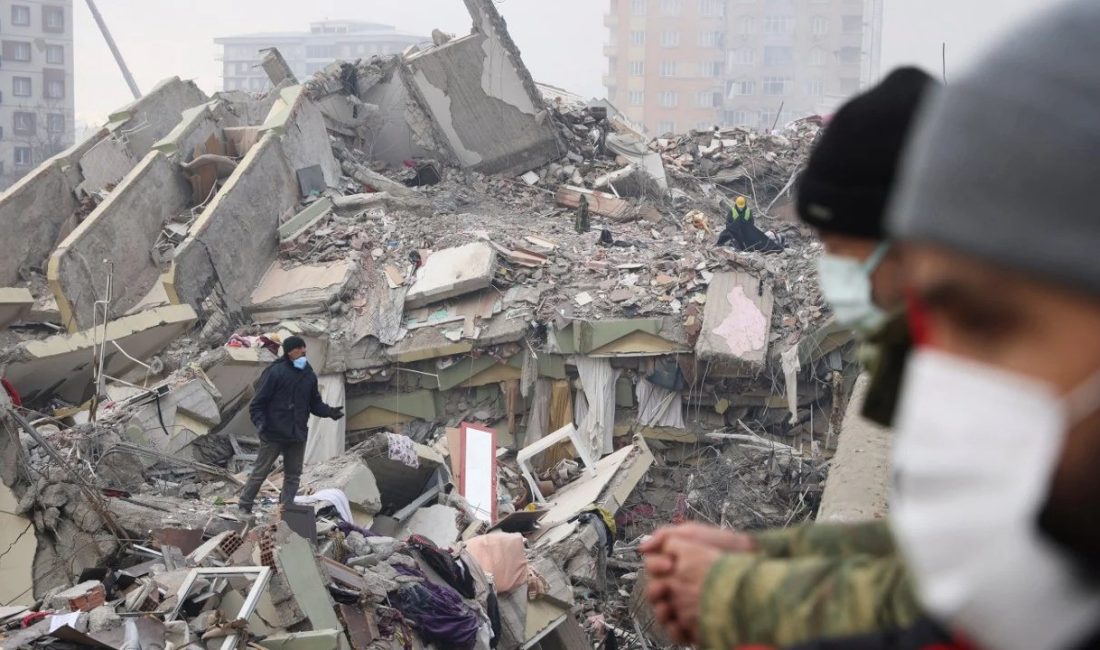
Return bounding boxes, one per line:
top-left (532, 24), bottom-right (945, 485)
top-left (717, 196), bottom-right (785, 252)
top-left (238, 336), bottom-right (344, 515)
top-left (641, 68), bottom-right (939, 649)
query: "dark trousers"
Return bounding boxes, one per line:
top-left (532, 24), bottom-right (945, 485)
top-left (238, 439), bottom-right (306, 512)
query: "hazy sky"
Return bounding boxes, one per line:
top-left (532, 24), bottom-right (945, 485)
top-left (75, 0), bottom-right (1050, 126)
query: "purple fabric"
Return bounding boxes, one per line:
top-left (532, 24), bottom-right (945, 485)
top-left (390, 565), bottom-right (481, 650)
top-left (336, 520), bottom-right (377, 538)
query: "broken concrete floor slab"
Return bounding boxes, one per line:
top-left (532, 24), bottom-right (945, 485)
top-left (404, 242), bottom-right (497, 309)
top-left (695, 271), bottom-right (775, 377)
top-left (0, 287), bottom-right (34, 329)
top-left (4, 304), bottom-right (198, 404)
top-left (247, 259), bottom-right (358, 323)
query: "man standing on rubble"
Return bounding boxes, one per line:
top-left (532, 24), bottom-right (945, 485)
top-left (640, 68), bottom-right (938, 649)
top-left (239, 336), bottom-right (344, 515)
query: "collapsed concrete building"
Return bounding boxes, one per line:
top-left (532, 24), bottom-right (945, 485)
top-left (0, 2), bottom-right (876, 648)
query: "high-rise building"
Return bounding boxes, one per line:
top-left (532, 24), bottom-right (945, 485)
top-left (215, 20), bottom-right (429, 93)
top-left (604, 0), bottom-right (883, 134)
top-left (0, 0), bottom-right (75, 190)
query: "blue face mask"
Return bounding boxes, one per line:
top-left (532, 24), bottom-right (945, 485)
top-left (816, 242), bottom-right (891, 334)
top-left (292, 356), bottom-right (308, 370)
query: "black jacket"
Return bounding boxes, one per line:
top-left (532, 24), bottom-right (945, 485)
top-left (249, 357), bottom-right (339, 442)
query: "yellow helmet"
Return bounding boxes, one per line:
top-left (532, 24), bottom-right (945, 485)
top-left (735, 196), bottom-right (747, 209)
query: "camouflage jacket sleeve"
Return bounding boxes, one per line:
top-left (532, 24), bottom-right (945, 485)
top-left (752, 521), bottom-right (899, 559)
top-left (698, 549), bottom-right (921, 650)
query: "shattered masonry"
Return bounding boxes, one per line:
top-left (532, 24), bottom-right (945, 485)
top-left (0, 3), bottom-right (868, 648)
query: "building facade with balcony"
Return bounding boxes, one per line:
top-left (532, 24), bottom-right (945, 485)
top-left (0, 0), bottom-right (74, 190)
top-left (215, 20), bottom-right (429, 93)
top-left (604, 0), bottom-right (883, 134)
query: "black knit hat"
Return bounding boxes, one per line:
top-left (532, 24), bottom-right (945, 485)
top-left (282, 335), bottom-right (307, 355)
top-left (797, 67), bottom-right (935, 240)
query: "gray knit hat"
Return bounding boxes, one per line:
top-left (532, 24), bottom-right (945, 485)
top-left (888, 0), bottom-right (1100, 296)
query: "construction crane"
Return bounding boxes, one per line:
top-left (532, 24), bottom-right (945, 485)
top-left (84, 0), bottom-right (141, 99)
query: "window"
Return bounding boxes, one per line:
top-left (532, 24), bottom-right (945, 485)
top-left (842, 15), bottom-right (863, 33)
top-left (630, 30), bottom-right (645, 46)
top-left (727, 79), bottom-right (755, 97)
top-left (631, 0), bottom-right (647, 15)
top-left (659, 90), bottom-right (679, 108)
top-left (629, 90), bottom-right (644, 105)
top-left (13, 77), bottom-right (30, 97)
top-left (724, 109), bottom-right (753, 126)
top-left (763, 46), bottom-right (793, 66)
top-left (659, 60), bottom-right (677, 77)
top-left (305, 44), bottom-right (337, 58)
top-left (697, 91), bottom-right (718, 107)
top-left (811, 15), bottom-right (829, 35)
top-left (45, 79), bottom-right (64, 99)
top-left (43, 6), bottom-right (65, 32)
top-left (762, 76), bottom-right (791, 95)
top-left (699, 60), bottom-right (724, 77)
top-left (14, 147), bottom-right (31, 167)
top-left (11, 5), bottom-right (30, 26)
top-left (763, 16), bottom-right (794, 34)
top-left (658, 121), bottom-right (676, 134)
top-left (660, 31), bottom-right (680, 47)
top-left (698, 31), bottom-right (724, 48)
top-left (837, 46), bottom-right (861, 65)
top-left (46, 44), bottom-right (64, 64)
top-left (629, 60), bottom-right (645, 76)
top-left (660, 0), bottom-right (682, 16)
top-left (6, 41), bottom-right (32, 62)
top-left (734, 16), bottom-right (756, 34)
top-left (809, 47), bottom-right (827, 66)
top-left (760, 110), bottom-right (776, 129)
top-left (698, 0), bottom-right (725, 16)
top-left (47, 113), bottom-right (64, 133)
top-left (13, 112), bottom-right (35, 135)
top-left (728, 47), bottom-right (756, 65)
top-left (840, 77), bottom-right (861, 94)
top-left (805, 78), bottom-right (825, 96)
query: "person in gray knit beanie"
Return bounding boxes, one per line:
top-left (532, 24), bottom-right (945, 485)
top-left (887, 1), bottom-right (1100, 649)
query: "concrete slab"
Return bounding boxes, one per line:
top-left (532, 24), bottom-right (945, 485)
top-left (106, 77), bottom-right (209, 158)
top-left (818, 374), bottom-right (892, 523)
top-left (261, 86), bottom-right (341, 189)
top-left (274, 532), bottom-right (344, 640)
top-left (49, 151), bottom-right (193, 332)
top-left (199, 345), bottom-right (276, 409)
top-left (400, 0), bottom-right (561, 175)
top-left (5, 304), bottom-right (198, 404)
top-left (555, 185), bottom-right (632, 220)
top-left (76, 136), bottom-right (138, 196)
top-left (399, 504), bottom-right (459, 548)
top-left (301, 456), bottom-right (382, 516)
top-left (279, 198), bottom-right (333, 243)
top-left (0, 287), bottom-right (33, 328)
top-left (247, 260), bottom-right (355, 323)
top-left (0, 483), bottom-right (35, 606)
top-left (258, 630), bottom-right (343, 650)
top-left (405, 243), bottom-right (497, 309)
top-left (696, 271), bottom-right (775, 377)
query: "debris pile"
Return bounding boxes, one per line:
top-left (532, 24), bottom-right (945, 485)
top-left (0, 1), bottom-right (858, 648)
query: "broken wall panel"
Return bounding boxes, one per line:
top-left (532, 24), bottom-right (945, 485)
top-left (0, 287), bottom-right (34, 329)
top-left (169, 133), bottom-right (298, 313)
top-left (5, 304), bottom-right (197, 404)
top-left (260, 86), bottom-right (342, 190)
top-left (405, 242), bottom-right (497, 309)
top-left (401, 0), bottom-right (562, 176)
top-left (0, 132), bottom-right (102, 286)
top-left (106, 77), bottom-right (209, 159)
top-left (695, 271), bottom-right (775, 377)
top-left (48, 152), bottom-right (193, 332)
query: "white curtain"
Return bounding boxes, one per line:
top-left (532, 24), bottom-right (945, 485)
top-left (304, 374), bottom-right (346, 465)
top-left (572, 357), bottom-right (621, 457)
top-left (636, 378), bottom-right (685, 429)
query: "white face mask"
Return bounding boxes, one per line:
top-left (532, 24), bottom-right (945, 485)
top-left (816, 242), bottom-right (890, 333)
top-left (892, 349), bottom-right (1100, 650)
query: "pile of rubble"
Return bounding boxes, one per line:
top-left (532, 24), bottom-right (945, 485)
top-left (0, 1), bottom-right (858, 648)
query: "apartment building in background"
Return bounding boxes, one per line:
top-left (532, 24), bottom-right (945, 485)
top-left (0, 0), bottom-right (74, 190)
top-left (604, 0), bottom-right (883, 134)
top-left (215, 20), bottom-right (428, 93)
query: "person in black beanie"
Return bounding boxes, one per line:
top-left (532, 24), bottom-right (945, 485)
top-left (639, 69), bottom-right (943, 649)
top-left (239, 335), bottom-right (344, 515)
top-left (800, 66), bottom-right (934, 426)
